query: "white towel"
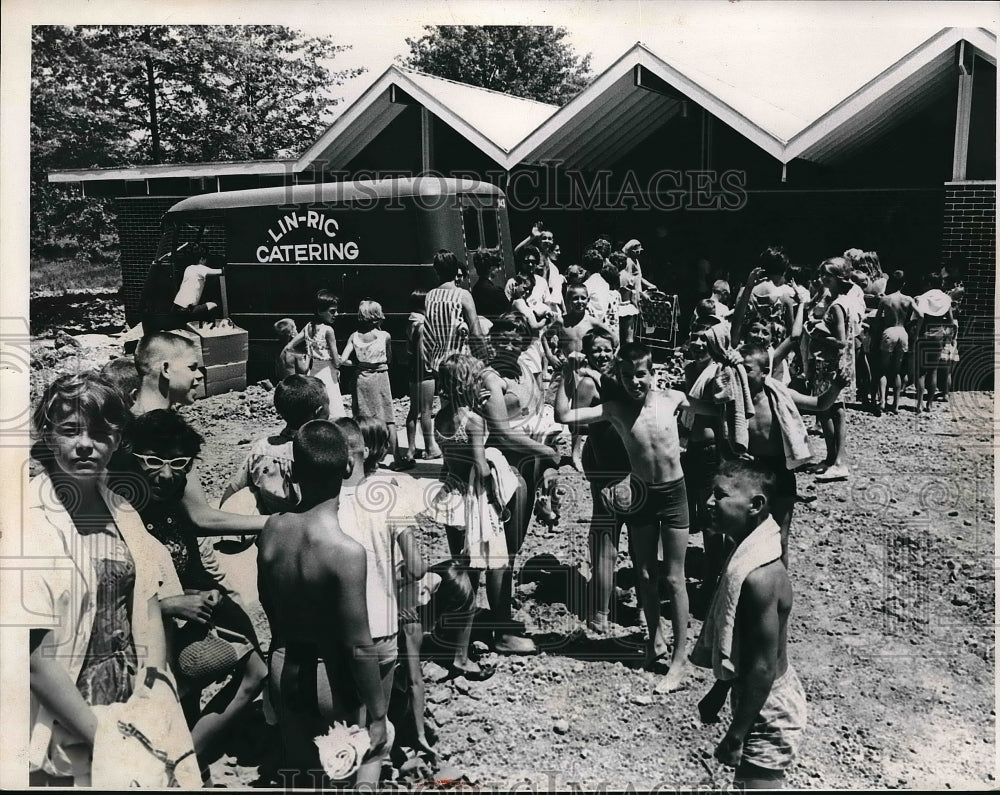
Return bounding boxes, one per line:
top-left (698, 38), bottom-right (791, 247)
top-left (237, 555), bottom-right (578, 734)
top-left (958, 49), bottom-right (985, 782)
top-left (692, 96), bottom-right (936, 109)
top-left (763, 377), bottom-right (812, 470)
top-left (680, 360), bottom-right (720, 431)
top-left (690, 516), bottom-right (783, 681)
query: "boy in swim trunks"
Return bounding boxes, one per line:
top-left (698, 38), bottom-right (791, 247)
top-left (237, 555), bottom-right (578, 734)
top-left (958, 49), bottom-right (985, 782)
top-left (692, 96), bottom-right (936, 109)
top-left (556, 341), bottom-right (691, 693)
top-left (695, 460), bottom-right (806, 789)
top-left (872, 270), bottom-right (915, 414)
top-left (257, 420), bottom-right (390, 787)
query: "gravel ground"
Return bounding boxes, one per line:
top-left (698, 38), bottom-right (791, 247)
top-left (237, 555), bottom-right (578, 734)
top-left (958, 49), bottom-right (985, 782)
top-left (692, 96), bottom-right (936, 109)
top-left (29, 296), bottom-right (996, 790)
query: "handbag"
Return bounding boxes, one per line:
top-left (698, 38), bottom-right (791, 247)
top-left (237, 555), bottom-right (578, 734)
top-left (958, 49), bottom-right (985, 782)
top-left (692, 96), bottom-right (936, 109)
top-left (91, 667), bottom-right (202, 788)
top-left (174, 622), bottom-right (253, 684)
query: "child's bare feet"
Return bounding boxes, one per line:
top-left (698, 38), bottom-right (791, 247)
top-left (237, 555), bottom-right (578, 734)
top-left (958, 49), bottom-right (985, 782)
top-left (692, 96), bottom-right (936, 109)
top-left (653, 657), bottom-right (688, 693)
top-left (697, 681), bottom-right (730, 722)
top-left (571, 434), bottom-right (586, 472)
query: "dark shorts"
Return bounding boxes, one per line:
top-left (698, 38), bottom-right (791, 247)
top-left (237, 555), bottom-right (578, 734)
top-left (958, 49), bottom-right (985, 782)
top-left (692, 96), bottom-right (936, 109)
top-left (680, 442), bottom-right (721, 532)
top-left (627, 475), bottom-right (690, 530)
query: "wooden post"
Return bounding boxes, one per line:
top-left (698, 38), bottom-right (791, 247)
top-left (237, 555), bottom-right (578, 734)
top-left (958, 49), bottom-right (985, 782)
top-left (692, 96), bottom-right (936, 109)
top-left (421, 107), bottom-right (434, 174)
top-left (952, 41), bottom-right (974, 182)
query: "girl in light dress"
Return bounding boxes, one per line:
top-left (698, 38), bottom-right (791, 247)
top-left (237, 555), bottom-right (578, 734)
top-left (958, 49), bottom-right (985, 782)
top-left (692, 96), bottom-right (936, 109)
top-left (428, 353), bottom-right (518, 665)
top-left (341, 298), bottom-right (404, 467)
top-left (283, 289), bottom-right (345, 418)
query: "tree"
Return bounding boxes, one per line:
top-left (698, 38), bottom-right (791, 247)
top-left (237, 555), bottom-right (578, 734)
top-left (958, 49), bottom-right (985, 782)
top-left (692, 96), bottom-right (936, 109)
top-left (31, 25), bottom-right (363, 261)
top-left (400, 26), bottom-right (592, 106)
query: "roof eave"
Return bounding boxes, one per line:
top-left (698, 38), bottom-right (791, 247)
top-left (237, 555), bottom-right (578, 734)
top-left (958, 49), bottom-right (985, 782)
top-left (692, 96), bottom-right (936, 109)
top-left (785, 27), bottom-right (997, 164)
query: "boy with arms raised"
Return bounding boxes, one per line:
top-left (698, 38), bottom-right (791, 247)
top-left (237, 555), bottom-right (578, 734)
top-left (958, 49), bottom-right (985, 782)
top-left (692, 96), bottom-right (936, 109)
top-left (558, 282), bottom-right (616, 470)
top-left (556, 341), bottom-right (690, 692)
top-left (257, 421), bottom-right (390, 787)
top-left (693, 459), bottom-right (806, 789)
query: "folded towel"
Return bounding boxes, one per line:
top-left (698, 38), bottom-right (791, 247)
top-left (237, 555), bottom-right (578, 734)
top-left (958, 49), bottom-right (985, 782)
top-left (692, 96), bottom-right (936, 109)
top-left (690, 515), bottom-right (782, 681)
top-left (763, 377), bottom-right (812, 470)
top-left (680, 360), bottom-right (720, 430)
top-left (704, 325), bottom-right (754, 454)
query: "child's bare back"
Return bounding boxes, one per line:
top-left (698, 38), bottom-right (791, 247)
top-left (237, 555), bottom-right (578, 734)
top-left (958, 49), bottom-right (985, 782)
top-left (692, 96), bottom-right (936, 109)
top-left (878, 291), bottom-right (914, 327)
top-left (258, 503), bottom-right (361, 648)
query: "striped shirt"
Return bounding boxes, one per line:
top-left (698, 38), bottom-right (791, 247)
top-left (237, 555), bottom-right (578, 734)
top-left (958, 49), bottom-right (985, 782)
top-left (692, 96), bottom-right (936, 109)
top-left (423, 286), bottom-right (470, 372)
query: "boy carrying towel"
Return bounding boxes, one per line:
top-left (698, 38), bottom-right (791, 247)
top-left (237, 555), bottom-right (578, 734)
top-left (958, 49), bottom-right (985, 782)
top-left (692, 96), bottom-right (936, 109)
top-left (691, 459), bottom-right (807, 789)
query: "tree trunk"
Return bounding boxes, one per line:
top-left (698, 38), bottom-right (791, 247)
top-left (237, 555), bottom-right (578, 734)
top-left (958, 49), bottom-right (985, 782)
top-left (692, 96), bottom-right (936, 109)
top-left (141, 27), bottom-right (161, 164)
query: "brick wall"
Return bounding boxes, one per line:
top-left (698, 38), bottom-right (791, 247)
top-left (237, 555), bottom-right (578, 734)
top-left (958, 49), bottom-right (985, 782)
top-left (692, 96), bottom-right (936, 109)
top-left (114, 197), bottom-right (183, 322)
top-left (941, 181), bottom-right (996, 390)
top-left (114, 197), bottom-right (228, 324)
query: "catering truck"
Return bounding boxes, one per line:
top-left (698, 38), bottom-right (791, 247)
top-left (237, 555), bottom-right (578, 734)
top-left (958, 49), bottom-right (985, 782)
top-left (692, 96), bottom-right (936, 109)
top-left (140, 177), bottom-right (514, 393)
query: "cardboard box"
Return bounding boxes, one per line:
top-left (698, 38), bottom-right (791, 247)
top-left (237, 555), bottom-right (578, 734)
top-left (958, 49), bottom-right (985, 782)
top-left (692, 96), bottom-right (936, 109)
top-left (186, 320), bottom-right (248, 368)
top-left (195, 361), bottom-right (247, 399)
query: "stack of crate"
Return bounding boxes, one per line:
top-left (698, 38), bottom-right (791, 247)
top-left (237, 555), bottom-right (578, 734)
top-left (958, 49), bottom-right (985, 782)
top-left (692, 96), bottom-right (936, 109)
top-left (186, 318), bottom-right (248, 397)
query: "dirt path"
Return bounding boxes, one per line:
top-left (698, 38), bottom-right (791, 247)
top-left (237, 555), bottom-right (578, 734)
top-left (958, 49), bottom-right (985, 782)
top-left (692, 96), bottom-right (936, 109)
top-left (28, 301), bottom-right (995, 789)
top-left (179, 385), bottom-right (994, 790)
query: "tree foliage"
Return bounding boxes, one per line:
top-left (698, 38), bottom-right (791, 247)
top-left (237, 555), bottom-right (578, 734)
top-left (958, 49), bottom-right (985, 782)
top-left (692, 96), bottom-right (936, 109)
top-left (31, 25), bottom-right (363, 262)
top-left (400, 25), bottom-right (592, 106)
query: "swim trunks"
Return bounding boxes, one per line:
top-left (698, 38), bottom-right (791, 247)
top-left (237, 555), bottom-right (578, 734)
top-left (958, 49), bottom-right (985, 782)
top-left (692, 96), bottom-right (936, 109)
top-left (627, 475), bottom-right (690, 529)
top-left (731, 665), bottom-right (807, 772)
top-left (879, 325), bottom-right (909, 354)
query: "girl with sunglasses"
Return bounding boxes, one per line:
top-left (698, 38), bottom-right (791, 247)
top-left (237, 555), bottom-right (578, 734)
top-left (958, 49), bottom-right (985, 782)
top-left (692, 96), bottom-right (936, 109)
top-left (120, 409), bottom-right (268, 783)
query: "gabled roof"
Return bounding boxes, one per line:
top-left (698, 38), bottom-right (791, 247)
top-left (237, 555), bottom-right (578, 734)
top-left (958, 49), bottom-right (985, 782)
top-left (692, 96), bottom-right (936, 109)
top-left (509, 42), bottom-right (793, 168)
top-left (512, 27), bottom-right (997, 167)
top-left (50, 26), bottom-right (997, 185)
top-left (784, 27), bottom-right (996, 164)
top-left (295, 65), bottom-right (559, 172)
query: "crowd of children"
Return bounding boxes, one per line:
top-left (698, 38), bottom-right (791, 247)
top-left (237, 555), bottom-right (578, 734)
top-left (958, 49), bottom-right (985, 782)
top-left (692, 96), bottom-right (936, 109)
top-left (27, 229), bottom-right (968, 790)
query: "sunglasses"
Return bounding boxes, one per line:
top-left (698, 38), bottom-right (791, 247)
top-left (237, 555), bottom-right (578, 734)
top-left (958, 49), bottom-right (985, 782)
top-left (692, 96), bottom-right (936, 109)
top-left (133, 453), bottom-right (194, 471)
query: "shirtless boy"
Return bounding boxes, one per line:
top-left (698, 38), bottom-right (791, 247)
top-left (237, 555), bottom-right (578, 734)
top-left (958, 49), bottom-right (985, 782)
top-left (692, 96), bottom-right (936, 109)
top-left (738, 344), bottom-right (847, 566)
top-left (559, 283), bottom-right (615, 356)
top-left (694, 459), bottom-right (806, 789)
top-left (556, 342), bottom-right (690, 692)
top-left (872, 270), bottom-right (915, 414)
top-left (257, 420), bottom-right (390, 787)
top-left (559, 283), bottom-right (615, 470)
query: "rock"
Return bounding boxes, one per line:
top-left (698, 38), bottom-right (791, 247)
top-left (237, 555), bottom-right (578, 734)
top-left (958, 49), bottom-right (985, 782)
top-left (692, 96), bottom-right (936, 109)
top-left (631, 694), bottom-right (654, 706)
top-left (54, 330), bottom-right (81, 348)
top-left (553, 719), bottom-right (570, 735)
top-left (433, 707), bottom-right (455, 724)
top-left (423, 661), bottom-right (451, 683)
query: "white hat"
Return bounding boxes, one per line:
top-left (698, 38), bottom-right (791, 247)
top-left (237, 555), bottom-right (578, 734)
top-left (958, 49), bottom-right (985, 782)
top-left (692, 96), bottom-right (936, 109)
top-left (623, 239), bottom-right (642, 253)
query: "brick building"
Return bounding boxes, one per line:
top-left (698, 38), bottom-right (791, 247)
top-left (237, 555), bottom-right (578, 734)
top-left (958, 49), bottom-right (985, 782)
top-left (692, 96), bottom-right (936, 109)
top-left (50, 26), bottom-right (996, 386)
